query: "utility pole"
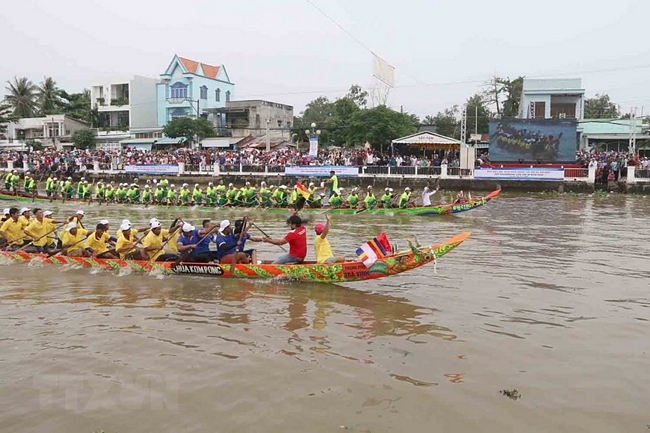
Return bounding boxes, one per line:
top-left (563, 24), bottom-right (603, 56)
top-left (629, 107), bottom-right (637, 155)
top-left (265, 118), bottom-right (270, 152)
top-left (475, 105), bottom-right (478, 135)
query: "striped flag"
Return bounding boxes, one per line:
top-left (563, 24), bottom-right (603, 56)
top-left (356, 233), bottom-right (392, 267)
top-left (296, 181), bottom-right (311, 199)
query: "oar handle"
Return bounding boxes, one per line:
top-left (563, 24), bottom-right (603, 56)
top-left (252, 223), bottom-right (287, 252)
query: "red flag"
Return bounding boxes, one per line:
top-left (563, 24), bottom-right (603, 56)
top-left (296, 182), bottom-right (311, 199)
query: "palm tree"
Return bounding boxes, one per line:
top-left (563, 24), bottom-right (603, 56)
top-left (38, 76), bottom-right (61, 115)
top-left (5, 77), bottom-right (37, 118)
top-left (423, 115), bottom-right (436, 125)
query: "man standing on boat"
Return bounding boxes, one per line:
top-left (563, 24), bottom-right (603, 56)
top-left (421, 186), bottom-right (439, 206)
top-left (263, 215), bottom-right (307, 265)
top-left (323, 170), bottom-right (338, 205)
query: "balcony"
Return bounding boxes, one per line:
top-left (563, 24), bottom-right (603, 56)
top-left (110, 97), bottom-right (129, 107)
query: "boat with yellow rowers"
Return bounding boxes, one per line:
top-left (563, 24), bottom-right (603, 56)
top-left (0, 232), bottom-right (469, 283)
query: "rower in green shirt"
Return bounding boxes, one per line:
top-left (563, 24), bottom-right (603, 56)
top-left (23, 173), bottom-right (35, 194)
top-left (328, 189), bottom-right (343, 208)
top-left (381, 188), bottom-right (394, 208)
top-left (398, 187), bottom-right (413, 209)
top-left (192, 184), bottom-right (203, 205)
top-left (346, 188), bottom-right (359, 208)
top-left (364, 186), bottom-right (377, 209)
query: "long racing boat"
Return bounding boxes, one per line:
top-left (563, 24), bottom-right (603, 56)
top-left (0, 232), bottom-right (469, 283)
top-left (0, 189), bottom-right (500, 217)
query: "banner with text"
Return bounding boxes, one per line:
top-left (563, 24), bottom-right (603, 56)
top-left (308, 137), bottom-right (319, 157)
top-left (125, 164), bottom-right (179, 175)
top-left (284, 165), bottom-right (359, 177)
top-left (474, 167), bottom-right (564, 181)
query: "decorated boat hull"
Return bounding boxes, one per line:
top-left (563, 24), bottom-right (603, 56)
top-left (0, 190), bottom-right (500, 216)
top-left (0, 232), bottom-right (469, 283)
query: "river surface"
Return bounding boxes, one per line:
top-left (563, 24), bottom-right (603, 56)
top-left (0, 194), bottom-right (649, 433)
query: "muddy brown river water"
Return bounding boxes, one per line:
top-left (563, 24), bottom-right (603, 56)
top-left (0, 194), bottom-right (648, 432)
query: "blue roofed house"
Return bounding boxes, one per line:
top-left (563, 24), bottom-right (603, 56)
top-left (157, 55), bottom-right (234, 133)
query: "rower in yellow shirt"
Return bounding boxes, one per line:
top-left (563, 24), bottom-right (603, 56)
top-left (141, 218), bottom-right (182, 261)
top-left (115, 220), bottom-right (147, 260)
top-left (85, 223), bottom-right (118, 259)
top-left (23, 208), bottom-right (54, 253)
top-left (114, 219), bottom-right (148, 240)
top-left (0, 207), bottom-right (27, 249)
top-left (59, 222), bottom-right (92, 257)
top-left (313, 214), bottom-right (345, 263)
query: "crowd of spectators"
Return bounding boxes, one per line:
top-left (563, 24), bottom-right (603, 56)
top-left (575, 150), bottom-right (650, 182)
top-left (3, 145), bottom-right (646, 181)
top-left (0, 146), bottom-right (462, 175)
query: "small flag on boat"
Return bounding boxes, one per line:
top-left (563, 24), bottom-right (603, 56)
top-left (296, 181), bottom-right (311, 199)
top-left (356, 233), bottom-right (392, 267)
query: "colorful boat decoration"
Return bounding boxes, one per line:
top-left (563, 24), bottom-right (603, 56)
top-left (0, 189), bottom-right (500, 217)
top-left (0, 232), bottom-right (469, 283)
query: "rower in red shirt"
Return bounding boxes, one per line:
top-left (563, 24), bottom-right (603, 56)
top-left (263, 215), bottom-right (307, 264)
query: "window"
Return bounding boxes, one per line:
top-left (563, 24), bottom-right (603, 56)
top-left (171, 108), bottom-right (188, 120)
top-left (170, 82), bottom-right (188, 99)
top-left (200, 85), bottom-right (208, 100)
top-left (225, 90), bottom-right (231, 102)
top-left (215, 88), bottom-right (221, 102)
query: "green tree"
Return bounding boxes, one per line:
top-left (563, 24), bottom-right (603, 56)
top-left (465, 93), bottom-right (490, 137)
top-left (422, 115), bottom-right (436, 126)
top-left (72, 129), bottom-right (96, 149)
top-left (483, 76), bottom-right (524, 118)
top-left (346, 105), bottom-right (417, 149)
top-left (328, 97), bottom-right (361, 146)
top-left (4, 76), bottom-right (37, 118)
top-left (37, 77), bottom-right (62, 115)
top-left (293, 96), bottom-right (334, 146)
top-left (345, 84), bottom-right (368, 108)
top-left (431, 106), bottom-right (460, 139)
top-left (163, 117), bottom-right (215, 144)
top-left (584, 94), bottom-right (620, 119)
top-left (60, 89), bottom-right (98, 126)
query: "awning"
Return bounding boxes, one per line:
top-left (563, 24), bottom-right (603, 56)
top-left (392, 131), bottom-right (461, 146)
top-left (156, 136), bottom-right (187, 145)
top-left (201, 138), bottom-right (232, 148)
top-left (119, 138), bottom-right (157, 145)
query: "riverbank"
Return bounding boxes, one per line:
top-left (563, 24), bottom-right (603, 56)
top-left (4, 167), bottom-right (650, 194)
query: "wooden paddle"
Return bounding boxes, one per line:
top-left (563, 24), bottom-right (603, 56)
top-left (230, 216), bottom-right (248, 274)
top-left (15, 222), bottom-right (67, 252)
top-left (146, 220), bottom-right (183, 262)
top-left (50, 232), bottom-right (93, 257)
top-left (252, 223), bottom-right (287, 252)
top-left (173, 225), bottom-right (218, 265)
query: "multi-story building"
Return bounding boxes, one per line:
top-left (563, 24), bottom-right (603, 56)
top-left (519, 78), bottom-right (586, 120)
top-left (90, 75), bottom-right (158, 131)
top-left (5, 115), bottom-right (89, 149)
top-left (209, 99), bottom-right (294, 138)
top-left (156, 55), bottom-right (234, 127)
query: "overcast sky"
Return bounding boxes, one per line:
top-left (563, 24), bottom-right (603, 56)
top-left (1, 0), bottom-right (649, 118)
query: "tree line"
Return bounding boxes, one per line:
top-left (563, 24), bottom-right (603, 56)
top-left (0, 74), bottom-right (632, 150)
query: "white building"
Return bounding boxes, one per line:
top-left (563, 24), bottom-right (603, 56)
top-left (90, 76), bottom-right (158, 131)
top-left (5, 114), bottom-right (89, 149)
top-left (519, 78), bottom-right (586, 120)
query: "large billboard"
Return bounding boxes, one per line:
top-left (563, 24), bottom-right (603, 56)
top-left (488, 119), bottom-right (577, 162)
